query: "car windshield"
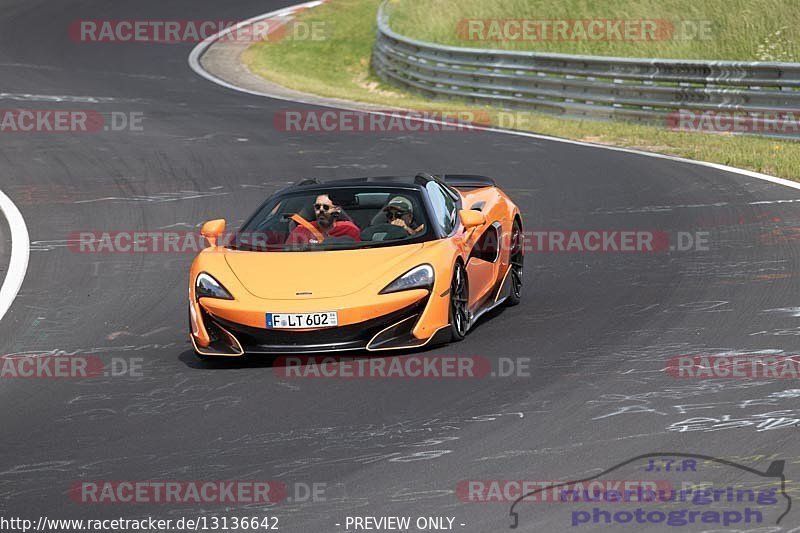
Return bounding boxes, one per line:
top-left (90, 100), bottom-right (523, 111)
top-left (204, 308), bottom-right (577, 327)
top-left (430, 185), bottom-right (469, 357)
top-left (232, 187), bottom-right (432, 252)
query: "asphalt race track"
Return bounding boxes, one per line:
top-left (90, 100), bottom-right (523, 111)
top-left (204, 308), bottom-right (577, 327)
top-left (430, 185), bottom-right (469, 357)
top-left (1, 0), bottom-right (800, 531)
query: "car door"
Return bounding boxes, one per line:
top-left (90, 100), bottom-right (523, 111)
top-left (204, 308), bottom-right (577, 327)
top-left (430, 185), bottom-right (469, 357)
top-left (425, 181), bottom-right (498, 310)
top-left (464, 221), bottom-right (502, 309)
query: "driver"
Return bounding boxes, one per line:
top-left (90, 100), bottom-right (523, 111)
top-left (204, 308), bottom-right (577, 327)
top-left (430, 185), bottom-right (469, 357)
top-left (382, 196), bottom-right (425, 236)
top-left (285, 193), bottom-right (361, 245)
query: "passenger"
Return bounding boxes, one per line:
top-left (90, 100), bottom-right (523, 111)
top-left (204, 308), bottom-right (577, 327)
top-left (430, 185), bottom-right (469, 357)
top-left (382, 196), bottom-right (425, 236)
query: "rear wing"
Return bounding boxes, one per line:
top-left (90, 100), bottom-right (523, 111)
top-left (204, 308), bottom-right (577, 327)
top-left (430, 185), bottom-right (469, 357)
top-left (443, 174), bottom-right (496, 190)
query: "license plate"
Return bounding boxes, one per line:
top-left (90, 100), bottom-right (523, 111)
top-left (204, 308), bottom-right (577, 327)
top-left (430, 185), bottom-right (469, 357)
top-left (266, 312), bottom-right (338, 329)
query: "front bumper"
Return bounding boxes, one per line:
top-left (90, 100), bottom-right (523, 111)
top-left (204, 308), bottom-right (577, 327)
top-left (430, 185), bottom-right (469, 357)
top-left (192, 294), bottom-right (446, 355)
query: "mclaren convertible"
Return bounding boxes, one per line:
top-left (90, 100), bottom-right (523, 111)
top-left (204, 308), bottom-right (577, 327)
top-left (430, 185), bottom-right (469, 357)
top-left (188, 173), bottom-right (523, 356)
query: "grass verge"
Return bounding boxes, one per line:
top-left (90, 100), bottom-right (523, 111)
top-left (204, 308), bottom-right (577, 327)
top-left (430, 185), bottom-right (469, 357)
top-left (244, 0), bottom-right (800, 180)
top-left (388, 0), bottom-right (800, 61)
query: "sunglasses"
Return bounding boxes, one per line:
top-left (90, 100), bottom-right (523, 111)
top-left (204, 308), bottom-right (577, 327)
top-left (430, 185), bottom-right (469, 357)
top-left (386, 210), bottom-right (409, 220)
top-left (314, 203), bottom-right (336, 212)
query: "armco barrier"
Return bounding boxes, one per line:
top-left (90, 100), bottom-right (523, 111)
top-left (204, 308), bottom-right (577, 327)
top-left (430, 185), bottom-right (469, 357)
top-left (371, 1), bottom-right (800, 133)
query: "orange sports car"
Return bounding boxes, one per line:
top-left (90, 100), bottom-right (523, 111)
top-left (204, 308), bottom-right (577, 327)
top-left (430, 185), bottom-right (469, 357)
top-left (188, 173), bottom-right (523, 357)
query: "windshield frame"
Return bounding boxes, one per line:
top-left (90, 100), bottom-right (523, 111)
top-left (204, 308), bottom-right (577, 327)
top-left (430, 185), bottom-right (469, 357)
top-left (232, 184), bottom-right (440, 252)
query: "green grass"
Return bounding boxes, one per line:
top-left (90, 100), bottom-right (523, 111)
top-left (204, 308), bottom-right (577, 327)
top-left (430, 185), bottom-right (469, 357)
top-left (244, 0), bottom-right (800, 180)
top-left (387, 0), bottom-right (800, 61)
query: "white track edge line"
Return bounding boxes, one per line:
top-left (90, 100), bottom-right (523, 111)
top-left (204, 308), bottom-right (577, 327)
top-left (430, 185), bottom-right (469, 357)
top-left (0, 188), bottom-right (30, 323)
top-left (187, 1), bottom-right (800, 193)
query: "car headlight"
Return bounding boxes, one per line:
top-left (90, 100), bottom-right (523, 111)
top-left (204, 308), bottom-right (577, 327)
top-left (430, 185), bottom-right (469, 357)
top-left (195, 272), bottom-right (234, 300)
top-left (380, 264), bottom-right (434, 294)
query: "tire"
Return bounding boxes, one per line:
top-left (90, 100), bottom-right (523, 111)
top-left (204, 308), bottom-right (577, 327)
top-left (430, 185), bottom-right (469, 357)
top-left (448, 261), bottom-right (470, 342)
top-left (505, 219), bottom-right (524, 307)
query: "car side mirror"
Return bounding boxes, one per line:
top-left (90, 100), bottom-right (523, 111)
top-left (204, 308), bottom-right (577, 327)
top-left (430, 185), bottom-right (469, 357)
top-left (201, 219), bottom-right (226, 247)
top-left (459, 209), bottom-right (486, 229)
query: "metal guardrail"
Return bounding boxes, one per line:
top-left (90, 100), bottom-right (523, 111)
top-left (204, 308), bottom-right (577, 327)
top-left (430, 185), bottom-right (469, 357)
top-left (371, 1), bottom-right (800, 132)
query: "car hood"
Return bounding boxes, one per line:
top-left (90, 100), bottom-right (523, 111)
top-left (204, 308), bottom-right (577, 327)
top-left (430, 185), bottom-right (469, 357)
top-left (224, 244), bottom-right (427, 300)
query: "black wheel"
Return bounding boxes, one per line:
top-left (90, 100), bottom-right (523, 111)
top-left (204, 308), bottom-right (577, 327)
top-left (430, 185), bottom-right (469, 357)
top-left (505, 219), bottom-right (524, 306)
top-left (448, 261), bottom-right (470, 342)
